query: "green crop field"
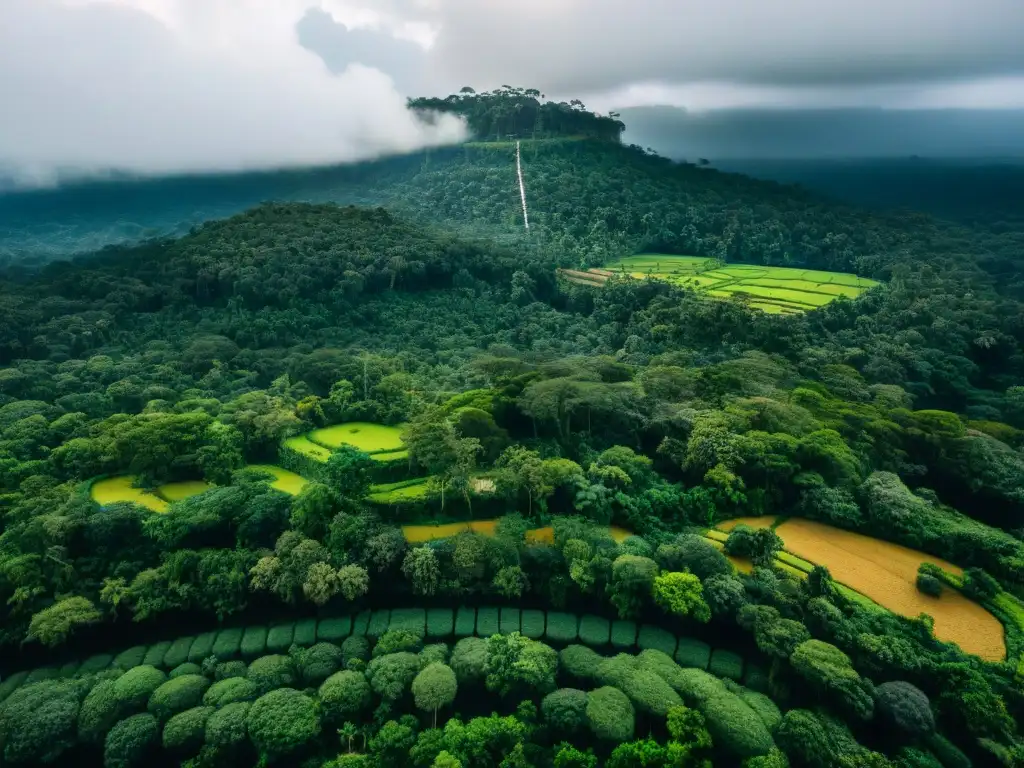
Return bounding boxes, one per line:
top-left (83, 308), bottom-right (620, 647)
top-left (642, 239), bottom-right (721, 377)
top-left (283, 435), bottom-right (333, 461)
top-left (248, 465), bottom-right (308, 495)
top-left (561, 254), bottom-right (879, 315)
top-left (309, 422), bottom-right (404, 453)
top-left (367, 478), bottom-right (432, 503)
top-left (157, 480), bottom-right (214, 502)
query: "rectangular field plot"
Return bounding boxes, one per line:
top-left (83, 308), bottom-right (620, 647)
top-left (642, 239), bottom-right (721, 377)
top-left (580, 254), bottom-right (879, 316)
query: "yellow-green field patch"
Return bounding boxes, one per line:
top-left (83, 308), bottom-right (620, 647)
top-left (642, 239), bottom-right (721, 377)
top-left (565, 254), bottom-right (880, 315)
top-left (91, 476), bottom-right (168, 513)
top-left (156, 480), bottom-right (214, 502)
top-left (308, 422), bottom-right (405, 454)
top-left (284, 435), bottom-right (332, 462)
top-left (248, 464), bottom-right (309, 496)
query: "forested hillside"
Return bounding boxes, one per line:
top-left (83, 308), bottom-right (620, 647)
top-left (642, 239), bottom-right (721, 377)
top-left (1, 92), bottom-right (1024, 767)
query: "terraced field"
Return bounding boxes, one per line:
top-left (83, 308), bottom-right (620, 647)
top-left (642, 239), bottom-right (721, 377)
top-left (559, 254), bottom-right (879, 315)
top-left (303, 422), bottom-right (410, 462)
top-left (714, 516), bottom-right (1005, 661)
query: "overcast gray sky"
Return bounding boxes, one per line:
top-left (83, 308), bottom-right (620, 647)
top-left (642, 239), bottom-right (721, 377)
top-left (2, 0), bottom-right (1024, 185)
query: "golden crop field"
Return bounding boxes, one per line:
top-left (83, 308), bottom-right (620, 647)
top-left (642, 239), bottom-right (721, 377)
top-left (774, 519), bottom-right (1004, 661)
top-left (248, 465), bottom-right (309, 496)
top-left (157, 480), bottom-right (213, 502)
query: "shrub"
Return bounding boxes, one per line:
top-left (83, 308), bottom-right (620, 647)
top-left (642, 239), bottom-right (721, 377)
top-left (610, 620), bottom-right (637, 648)
top-left (454, 607), bottom-right (476, 636)
top-left (317, 616), bottom-right (352, 643)
top-left (80, 653), bottom-right (115, 675)
top-left (390, 608), bottom-right (426, 635)
top-left (500, 608), bottom-right (521, 635)
top-left (318, 671), bottom-right (372, 723)
top-left (739, 689), bottom-right (782, 731)
top-left (542, 688), bottom-right (588, 733)
top-left (637, 625), bottom-right (676, 656)
top-left (916, 573), bottom-right (943, 598)
top-left (790, 639), bottom-right (874, 720)
top-left (240, 627), bottom-right (268, 660)
top-left (0, 679), bottom-right (85, 764)
top-left (875, 681), bottom-right (935, 738)
top-left (247, 655), bottom-right (296, 695)
top-left (666, 666), bottom-right (727, 705)
top-left (419, 643), bottom-right (450, 667)
top-left (112, 665), bottom-right (168, 711)
top-left (246, 688), bottom-right (320, 759)
top-left (103, 713), bottom-right (159, 768)
top-left (367, 610), bottom-right (391, 638)
top-left (545, 612), bottom-right (578, 643)
top-left (298, 642), bottom-right (345, 686)
top-left (702, 687), bottom-right (774, 759)
top-left (925, 734), bottom-right (972, 768)
top-left (559, 645), bottom-right (604, 683)
top-left (60, 660), bottom-right (81, 677)
top-left (427, 609), bottom-right (454, 638)
top-left (162, 638), bottom-right (194, 669)
top-left (674, 638), bottom-right (711, 669)
top-left (521, 609), bottom-right (545, 639)
top-left (112, 647), bottom-right (149, 670)
top-left (450, 637), bottom-right (488, 685)
top-left (341, 635), bottom-right (371, 663)
top-left (351, 610), bottom-right (371, 637)
top-left (708, 649), bottom-right (744, 681)
top-left (578, 615), bottom-right (610, 646)
top-left (374, 630), bottom-right (424, 657)
top-left (25, 666), bottom-right (60, 684)
top-left (636, 649), bottom-right (690, 694)
top-left (620, 669), bottom-right (684, 717)
top-left (203, 677), bottom-right (259, 708)
top-left (366, 652), bottom-right (420, 701)
top-left (204, 701), bottom-right (250, 749)
top-left (672, 534), bottom-right (734, 579)
top-left (596, 653), bottom-right (639, 688)
top-left (266, 623), bottom-right (295, 654)
top-left (586, 686), bottom-right (635, 741)
top-left (213, 628), bottom-right (244, 660)
top-left (162, 706), bottom-right (213, 754)
top-left (142, 642), bottom-right (171, 668)
top-left (742, 663), bottom-right (770, 694)
top-left (214, 660), bottom-right (247, 680)
top-left (0, 671), bottom-right (28, 703)
top-left (78, 679), bottom-right (122, 744)
top-left (188, 632), bottom-right (218, 664)
top-left (476, 607), bottom-right (499, 637)
top-left (147, 675), bottom-right (210, 722)
top-left (170, 663), bottom-right (203, 679)
top-left (293, 618), bottom-right (318, 647)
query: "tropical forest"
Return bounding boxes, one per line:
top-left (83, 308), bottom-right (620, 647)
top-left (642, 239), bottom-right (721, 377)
top-left (1, 87), bottom-right (1024, 768)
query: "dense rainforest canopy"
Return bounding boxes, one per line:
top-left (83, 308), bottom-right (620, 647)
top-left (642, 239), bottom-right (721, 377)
top-left (0, 93), bottom-right (1023, 767)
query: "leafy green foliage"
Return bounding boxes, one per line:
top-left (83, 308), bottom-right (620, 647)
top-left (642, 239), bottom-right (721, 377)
top-left (586, 686), bottom-right (635, 742)
top-left (103, 713), bottom-right (159, 768)
top-left (520, 610), bottom-right (545, 639)
top-left (169, 662), bottom-right (203, 679)
top-left (204, 701), bottom-right (251, 750)
top-left (187, 631), bottom-right (218, 663)
top-left (161, 706), bottom-right (212, 754)
top-left (674, 638), bottom-right (711, 670)
top-left (544, 612), bottom-right (579, 643)
top-left (246, 688), bottom-right (321, 758)
top-left (203, 677), bottom-right (258, 708)
top-left (707, 649), bottom-right (744, 681)
top-left (318, 670), bottom-right (372, 723)
top-left (454, 607), bottom-right (477, 637)
top-left (427, 609), bottom-right (454, 638)
top-left (0, 679), bottom-right (85, 763)
top-left (317, 616), bottom-right (352, 643)
top-left (162, 637), bottom-right (195, 669)
top-left (412, 663), bottom-right (457, 726)
top-left (484, 632), bottom-right (558, 697)
top-left (266, 622), bottom-right (295, 653)
top-left (875, 681), bottom-right (935, 738)
top-left (147, 675), bottom-right (210, 722)
top-left (637, 625), bottom-right (677, 656)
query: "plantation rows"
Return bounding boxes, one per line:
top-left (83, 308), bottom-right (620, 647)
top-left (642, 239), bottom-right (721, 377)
top-left (0, 607), bottom-right (765, 702)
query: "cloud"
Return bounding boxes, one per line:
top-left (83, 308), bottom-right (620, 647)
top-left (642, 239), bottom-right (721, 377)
top-left (618, 106), bottom-right (1024, 159)
top-left (295, 7), bottom-right (439, 95)
top-left (0, 0), bottom-right (466, 187)
top-left (417, 0), bottom-right (1024, 96)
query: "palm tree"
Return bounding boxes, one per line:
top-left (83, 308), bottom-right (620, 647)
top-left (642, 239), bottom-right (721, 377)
top-left (338, 722), bottom-right (357, 753)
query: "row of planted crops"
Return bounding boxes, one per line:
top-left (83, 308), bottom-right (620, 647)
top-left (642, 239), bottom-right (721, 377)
top-left (0, 607), bottom-right (774, 766)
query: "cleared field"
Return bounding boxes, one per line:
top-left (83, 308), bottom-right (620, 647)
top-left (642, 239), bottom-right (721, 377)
top-left (248, 464), bottom-right (308, 496)
top-left (91, 476), bottom-right (168, 513)
top-left (308, 422), bottom-right (405, 454)
top-left (718, 516), bottom-right (777, 531)
top-left (157, 480), bottom-right (213, 502)
top-left (283, 435), bottom-right (332, 462)
top-left (402, 520), bottom-right (632, 545)
top-left (368, 479), bottom-right (431, 503)
top-left (773, 519), bottom-right (1004, 661)
top-left (560, 254), bottom-right (879, 315)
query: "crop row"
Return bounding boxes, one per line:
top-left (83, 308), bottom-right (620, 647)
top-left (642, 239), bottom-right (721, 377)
top-left (0, 608), bottom-right (766, 703)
